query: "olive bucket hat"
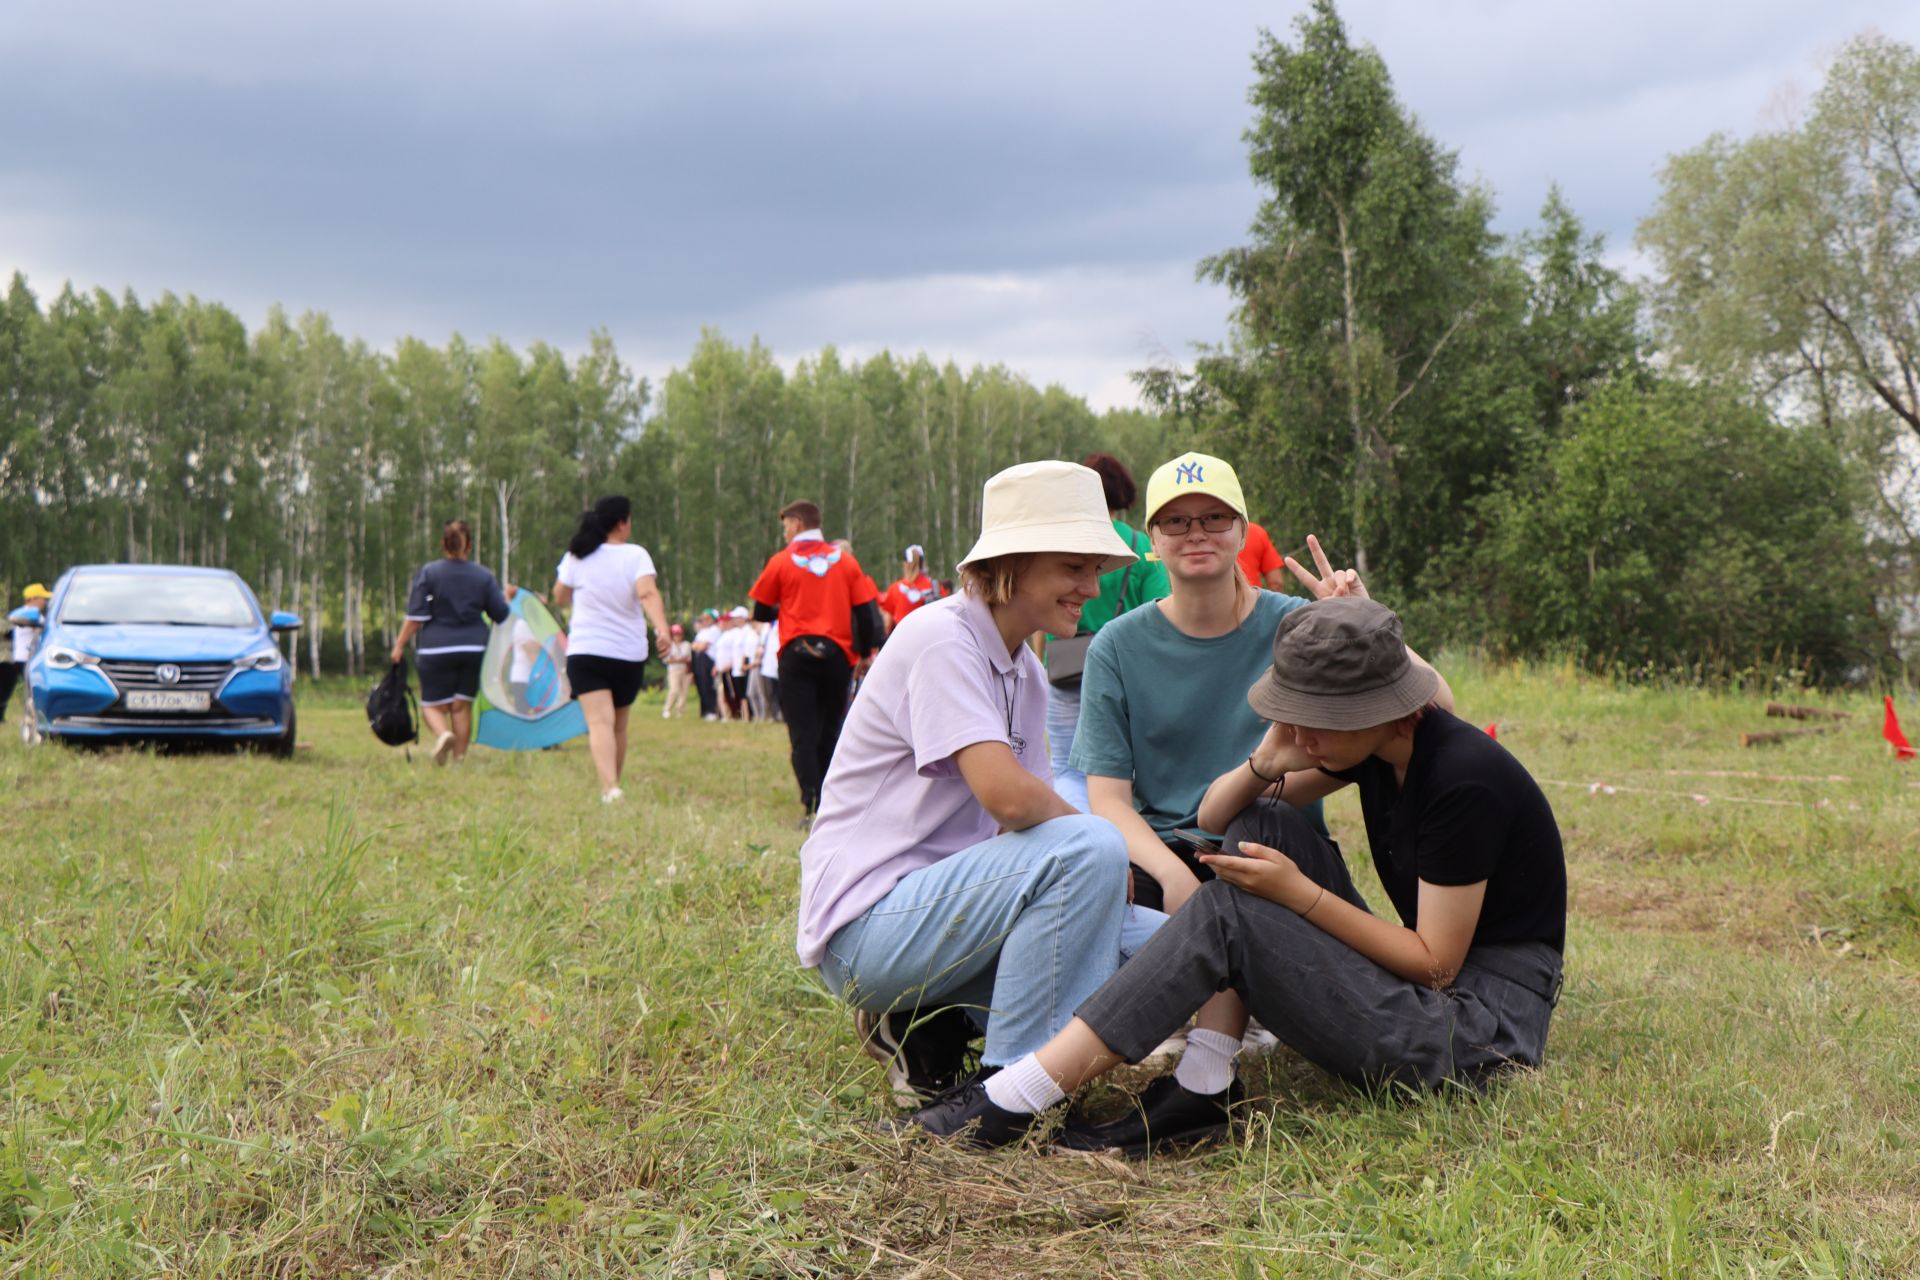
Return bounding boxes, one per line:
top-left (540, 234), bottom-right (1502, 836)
top-left (1246, 597), bottom-right (1438, 730)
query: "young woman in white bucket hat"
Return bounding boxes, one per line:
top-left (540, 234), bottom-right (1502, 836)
top-left (797, 460), bottom-right (1162, 1115)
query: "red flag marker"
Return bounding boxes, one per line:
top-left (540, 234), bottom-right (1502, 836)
top-left (1885, 696), bottom-right (1915, 760)
top-left (1484, 723), bottom-right (1498, 740)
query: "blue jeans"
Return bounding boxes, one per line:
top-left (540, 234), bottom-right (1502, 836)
top-left (818, 814), bottom-right (1159, 1065)
top-left (1046, 682), bottom-right (1089, 813)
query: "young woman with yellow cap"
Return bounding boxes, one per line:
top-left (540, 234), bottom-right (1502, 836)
top-left (1068, 452), bottom-right (1451, 1097)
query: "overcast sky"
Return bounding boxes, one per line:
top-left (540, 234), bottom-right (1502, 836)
top-left (5, 1), bottom-right (1918, 410)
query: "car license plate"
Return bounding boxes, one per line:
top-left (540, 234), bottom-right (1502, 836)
top-left (126, 690), bottom-right (211, 713)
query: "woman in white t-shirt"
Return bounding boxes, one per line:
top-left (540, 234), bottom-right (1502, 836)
top-left (691, 610), bottom-right (723, 721)
top-left (719, 606), bottom-right (755, 721)
top-left (552, 495), bottom-right (671, 803)
top-left (746, 618), bottom-right (779, 723)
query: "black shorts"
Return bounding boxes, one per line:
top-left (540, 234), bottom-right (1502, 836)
top-left (567, 654), bottom-right (645, 708)
top-left (417, 651), bottom-right (484, 705)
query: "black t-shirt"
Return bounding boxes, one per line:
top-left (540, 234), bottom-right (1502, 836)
top-left (1325, 708), bottom-right (1566, 953)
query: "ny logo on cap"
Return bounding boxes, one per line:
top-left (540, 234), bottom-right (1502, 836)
top-left (1175, 461), bottom-right (1205, 484)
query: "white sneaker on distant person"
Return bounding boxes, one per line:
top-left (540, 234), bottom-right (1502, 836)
top-left (662, 707), bottom-right (671, 719)
top-left (601, 786), bottom-right (624, 804)
top-left (431, 730), bottom-right (455, 765)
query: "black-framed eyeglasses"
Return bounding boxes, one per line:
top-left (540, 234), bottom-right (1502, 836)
top-left (1152, 512), bottom-right (1240, 536)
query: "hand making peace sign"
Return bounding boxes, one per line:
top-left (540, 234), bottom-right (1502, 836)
top-left (1282, 534), bottom-right (1369, 601)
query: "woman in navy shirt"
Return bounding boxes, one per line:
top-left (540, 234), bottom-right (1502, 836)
top-left (390, 520), bottom-right (514, 764)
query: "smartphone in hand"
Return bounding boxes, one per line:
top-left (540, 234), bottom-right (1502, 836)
top-left (1170, 827), bottom-right (1243, 857)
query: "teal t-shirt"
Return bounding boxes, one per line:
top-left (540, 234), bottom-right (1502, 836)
top-left (1069, 590), bottom-right (1323, 835)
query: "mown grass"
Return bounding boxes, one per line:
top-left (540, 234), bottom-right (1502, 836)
top-left (1, 662), bottom-right (1917, 1277)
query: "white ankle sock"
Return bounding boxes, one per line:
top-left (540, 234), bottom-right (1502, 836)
top-left (1173, 1028), bottom-right (1239, 1096)
top-left (983, 1054), bottom-right (1065, 1115)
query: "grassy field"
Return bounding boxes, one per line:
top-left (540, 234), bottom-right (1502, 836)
top-left (2, 662), bottom-right (1917, 1278)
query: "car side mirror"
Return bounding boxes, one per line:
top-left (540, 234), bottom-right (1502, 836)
top-left (8, 606), bottom-right (42, 627)
top-left (269, 612), bottom-right (302, 632)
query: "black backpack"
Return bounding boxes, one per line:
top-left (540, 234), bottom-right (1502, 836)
top-left (366, 659), bottom-right (419, 748)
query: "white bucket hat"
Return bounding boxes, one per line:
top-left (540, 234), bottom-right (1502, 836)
top-left (957, 460), bottom-right (1140, 572)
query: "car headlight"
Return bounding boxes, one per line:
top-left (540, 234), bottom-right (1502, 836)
top-left (236, 645), bottom-right (285, 673)
top-left (44, 645), bottom-right (100, 671)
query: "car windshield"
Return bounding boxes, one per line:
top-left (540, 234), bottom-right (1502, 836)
top-left (58, 574), bottom-right (258, 628)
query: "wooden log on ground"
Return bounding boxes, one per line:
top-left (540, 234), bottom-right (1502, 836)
top-left (1741, 726), bottom-right (1837, 748)
top-left (1765, 702), bottom-right (1852, 721)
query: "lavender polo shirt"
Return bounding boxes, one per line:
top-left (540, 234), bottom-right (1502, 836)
top-left (795, 591), bottom-right (1051, 967)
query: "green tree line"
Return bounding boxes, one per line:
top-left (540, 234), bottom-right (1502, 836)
top-left (0, 289), bottom-right (1173, 675)
top-left (617, 331), bottom-right (1173, 613)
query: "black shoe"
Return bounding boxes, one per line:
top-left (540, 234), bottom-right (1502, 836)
top-left (889, 1080), bottom-right (1035, 1149)
top-left (1055, 1074), bottom-right (1242, 1158)
top-left (856, 1004), bottom-right (981, 1106)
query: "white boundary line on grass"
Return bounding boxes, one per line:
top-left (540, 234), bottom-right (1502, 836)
top-left (1538, 778), bottom-right (1854, 810)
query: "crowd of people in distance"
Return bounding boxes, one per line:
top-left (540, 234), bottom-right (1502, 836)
top-left (679, 603), bottom-right (802, 727)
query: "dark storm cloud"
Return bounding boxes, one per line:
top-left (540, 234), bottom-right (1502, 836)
top-left (5, 0), bottom-right (1919, 405)
top-left (0, 1), bottom-right (1257, 337)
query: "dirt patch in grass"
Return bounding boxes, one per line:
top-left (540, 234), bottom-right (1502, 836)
top-left (812, 1133), bottom-right (1222, 1278)
top-left (1573, 874), bottom-right (1806, 948)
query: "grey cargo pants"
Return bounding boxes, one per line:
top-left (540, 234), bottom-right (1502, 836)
top-left (1076, 800), bottom-right (1562, 1091)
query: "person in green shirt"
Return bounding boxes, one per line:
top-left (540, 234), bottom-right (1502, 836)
top-left (1044, 453), bottom-right (1170, 812)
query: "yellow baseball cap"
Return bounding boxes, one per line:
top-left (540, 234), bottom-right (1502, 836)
top-left (1144, 451), bottom-right (1247, 524)
top-left (22, 583), bottom-right (50, 601)
top-left (1142, 452), bottom-right (1249, 562)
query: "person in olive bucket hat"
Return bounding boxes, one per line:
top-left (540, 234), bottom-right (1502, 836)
top-left (898, 594), bottom-right (1569, 1155)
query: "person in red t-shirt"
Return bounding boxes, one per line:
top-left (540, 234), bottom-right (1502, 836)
top-left (835, 539), bottom-right (884, 686)
top-left (879, 544), bottom-right (943, 635)
top-left (750, 500), bottom-right (881, 824)
top-left (1238, 520), bottom-right (1288, 590)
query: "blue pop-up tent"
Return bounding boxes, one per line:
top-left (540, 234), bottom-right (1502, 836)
top-left (474, 592), bottom-right (586, 750)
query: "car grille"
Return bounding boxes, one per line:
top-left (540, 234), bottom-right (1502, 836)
top-left (55, 715), bottom-right (276, 731)
top-left (97, 659), bottom-right (233, 691)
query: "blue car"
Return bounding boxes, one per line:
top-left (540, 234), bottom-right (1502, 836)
top-left (10, 564), bottom-right (302, 754)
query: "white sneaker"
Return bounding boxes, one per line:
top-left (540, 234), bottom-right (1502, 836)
top-left (662, 708), bottom-right (671, 719)
top-left (431, 730), bottom-right (455, 765)
top-left (601, 787), bottom-right (624, 804)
